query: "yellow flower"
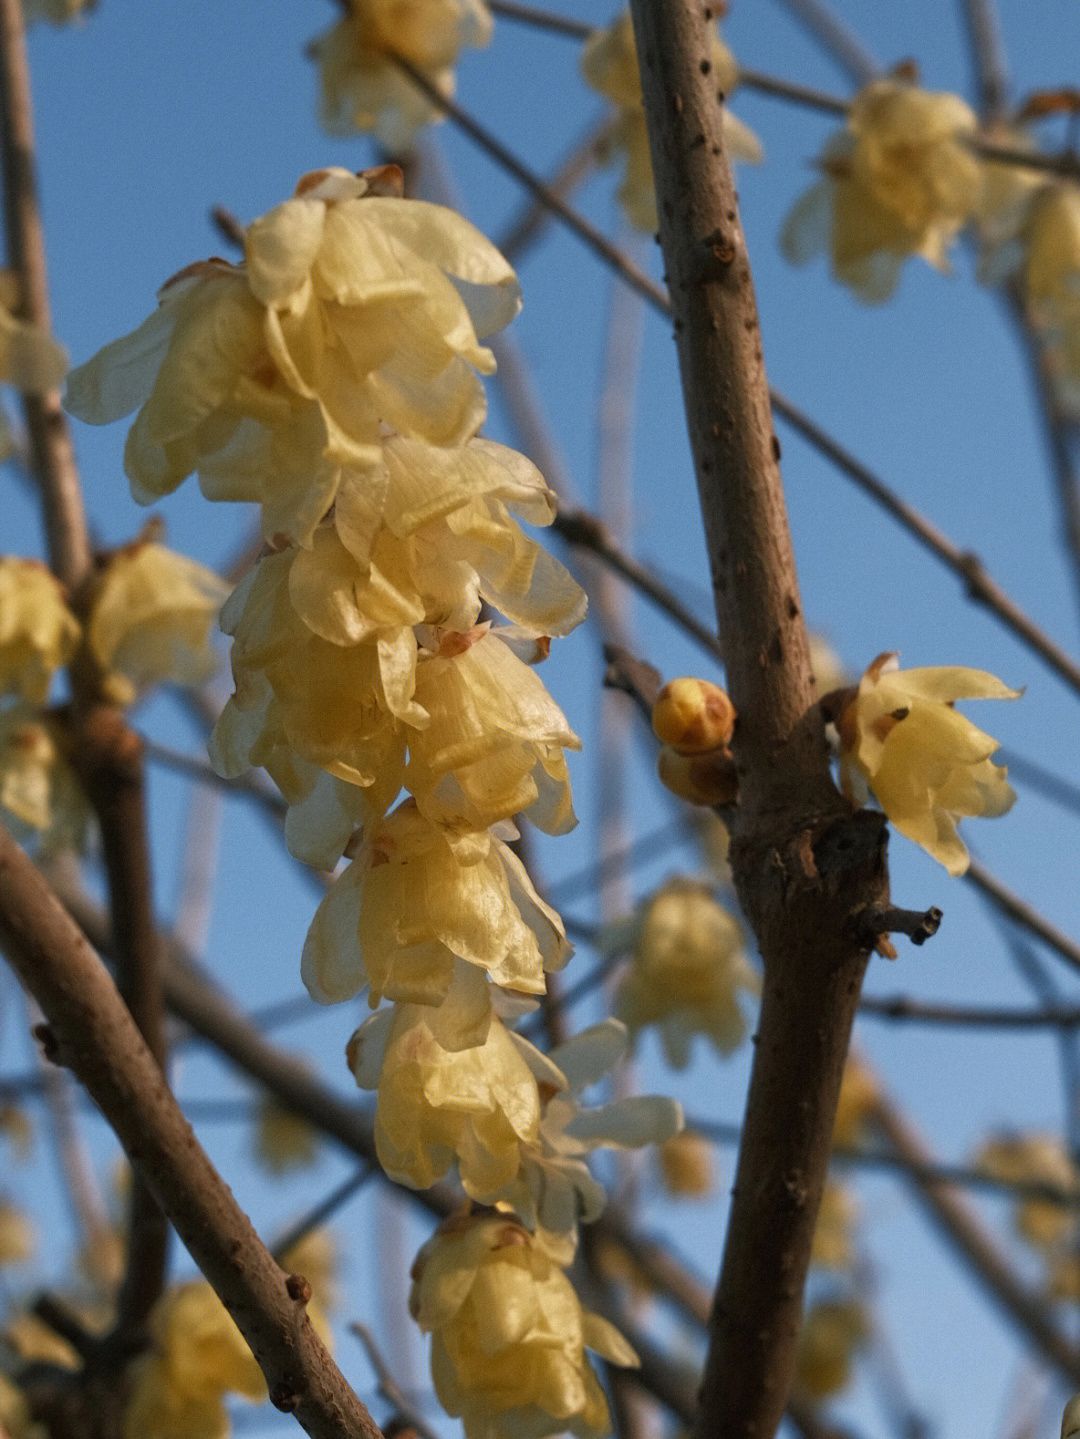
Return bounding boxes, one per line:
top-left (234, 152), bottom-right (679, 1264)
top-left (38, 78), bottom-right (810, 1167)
top-left (302, 799), bottom-right (569, 1014)
top-left (0, 707), bottom-right (91, 853)
top-left (810, 1183), bottom-right (858, 1272)
top-left (0, 1200), bottom-right (34, 1266)
top-left (23, 0), bottom-right (96, 23)
top-left (652, 677), bottom-right (735, 755)
top-left (253, 1094), bottom-right (320, 1175)
top-left (407, 627), bottom-right (580, 834)
top-left (977, 1132), bottom-right (1078, 1252)
top-left (832, 1056), bottom-right (879, 1148)
top-left (614, 879), bottom-right (758, 1068)
top-left (657, 1131), bottom-right (715, 1198)
top-left (1023, 183), bottom-right (1080, 416)
top-left (973, 126), bottom-right (1045, 285)
top-left (0, 273), bottom-right (68, 391)
top-left (781, 78), bottom-right (981, 302)
top-left (793, 1297), bottom-right (868, 1401)
top-left (312, 0), bottom-right (493, 151)
top-left (581, 13), bottom-right (761, 233)
top-left (66, 169), bottom-right (520, 544)
top-left (0, 557), bottom-right (81, 703)
top-left (837, 653), bottom-right (1019, 875)
top-left (487, 1019), bottom-right (683, 1232)
top-left (348, 1002), bottom-right (559, 1196)
top-left (86, 541), bottom-right (229, 705)
top-left (123, 1281), bottom-right (266, 1439)
top-left (410, 1215), bottom-right (638, 1439)
top-left (808, 633), bottom-right (848, 697)
top-left (0, 1375), bottom-right (47, 1439)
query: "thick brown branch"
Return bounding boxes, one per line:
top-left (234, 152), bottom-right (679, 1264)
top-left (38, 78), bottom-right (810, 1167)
top-left (0, 825), bottom-right (384, 1439)
top-left (0, 0), bottom-right (90, 591)
top-left (628, 3), bottom-right (890, 1435)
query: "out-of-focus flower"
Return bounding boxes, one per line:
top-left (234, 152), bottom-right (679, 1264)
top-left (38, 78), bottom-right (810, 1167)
top-left (253, 1094), bottom-right (320, 1176)
top-left (793, 1297), bottom-right (868, 1401)
top-left (781, 78), bottom-right (981, 302)
top-left (1023, 182), bottom-right (1080, 416)
top-left (4, 1312), bottom-right (81, 1371)
top-left (808, 633), bottom-right (848, 698)
top-left (581, 13), bottom-right (761, 232)
top-left (0, 707), bottom-right (90, 853)
top-left (86, 541), bottom-right (229, 705)
top-left (349, 1002), bottom-right (560, 1196)
top-left (0, 1201), bottom-right (34, 1266)
top-left (0, 1374), bottom-right (47, 1439)
top-left (811, 1183), bottom-right (858, 1272)
top-left (1063, 1392), bottom-right (1080, 1439)
top-left (657, 1130), bottom-right (715, 1198)
top-left (23, 0), bottom-right (96, 24)
top-left (652, 677), bottom-right (735, 755)
top-left (122, 1281), bottom-right (266, 1439)
top-left (977, 1132), bottom-right (1079, 1252)
top-left (410, 1214), bottom-right (638, 1439)
top-left (0, 557), bottom-right (80, 703)
top-left (832, 1056), bottom-right (879, 1148)
top-left (0, 1105), bottom-right (32, 1160)
top-left (489, 1019), bottom-right (683, 1232)
top-left (66, 168), bottom-right (520, 545)
top-left (311, 0), bottom-right (493, 152)
top-left (303, 801), bottom-right (569, 1023)
top-left (973, 126), bottom-right (1045, 285)
top-left (0, 274), bottom-right (68, 391)
top-left (837, 653), bottom-right (1019, 875)
top-left (279, 1229), bottom-right (340, 1318)
top-left (614, 879), bottom-right (758, 1068)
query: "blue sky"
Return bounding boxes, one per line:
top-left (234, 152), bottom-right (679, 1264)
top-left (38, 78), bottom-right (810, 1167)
top-left (5, 2), bottom-right (1080, 1435)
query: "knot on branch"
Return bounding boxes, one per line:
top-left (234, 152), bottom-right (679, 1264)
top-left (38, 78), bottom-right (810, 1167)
top-left (852, 903), bottom-right (943, 959)
top-left (285, 1272), bottom-right (312, 1304)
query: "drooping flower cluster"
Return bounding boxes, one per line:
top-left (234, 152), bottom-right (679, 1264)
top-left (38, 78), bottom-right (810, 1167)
top-left (310, 0), bottom-right (493, 152)
top-left (837, 652), bottom-right (1019, 875)
top-left (66, 166), bottom-right (674, 1438)
top-left (581, 11), bottom-right (761, 233)
top-left (781, 75), bottom-right (981, 302)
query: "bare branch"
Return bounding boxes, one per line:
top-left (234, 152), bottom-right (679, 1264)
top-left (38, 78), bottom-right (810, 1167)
top-left (0, 824), bottom-right (384, 1439)
top-left (959, 0), bottom-right (1011, 119)
top-left (770, 0), bottom-right (881, 86)
top-left (967, 858), bottom-right (1080, 977)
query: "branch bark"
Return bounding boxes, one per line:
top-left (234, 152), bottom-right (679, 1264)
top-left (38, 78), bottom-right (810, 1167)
top-left (627, 2), bottom-right (890, 1434)
top-left (0, 824), bottom-right (384, 1439)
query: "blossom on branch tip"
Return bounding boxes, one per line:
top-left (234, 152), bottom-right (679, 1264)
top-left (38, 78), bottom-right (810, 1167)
top-left (0, 557), bottom-right (80, 703)
top-left (837, 653), bottom-right (1019, 875)
top-left (614, 879), bottom-right (757, 1068)
top-left (301, 800), bottom-right (569, 1015)
top-left (0, 707), bottom-right (90, 854)
top-left (86, 541), bottom-right (229, 704)
top-left (65, 169), bottom-right (520, 544)
top-left (409, 1215), bottom-right (638, 1439)
top-left (781, 77), bottom-right (981, 302)
top-left (312, 0), bottom-right (493, 151)
top-left (580, 13), bottom-right (761, 233)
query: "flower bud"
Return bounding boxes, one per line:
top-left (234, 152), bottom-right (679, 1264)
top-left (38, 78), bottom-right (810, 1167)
top-left (656, 745), bottom-right (738, 807)
top-left (652, 677), bottom-right (736, 754)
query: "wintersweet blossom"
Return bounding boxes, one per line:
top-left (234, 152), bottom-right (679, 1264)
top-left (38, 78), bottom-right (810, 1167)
top-left (837, 653), bottom-right (1019, 875)
top-left (614, 879), bottom-right (758, 1068)
top-left (488, 1019), bottom-right (683, 1232)
top-left (0, 557), bottom-right (80, 703)
top-left (253, 1092), bottom-right (320, 1175)
top-left (302, 800), bottom-right (569, 1018)
top-left (793, 1298), bottom-right (868, 1401)
top-left (657, 1131), bottom-right (715, 1198)
top-left (348, 1002), bottom-right (563, 1195)
top-left (1023, 183), bottom-right (1080, 414)
top-left (410, 1215), bottom-right (638, 1439)
top-left (122, 1281), bottom-right (265, 1439)
top-left (977, 1133), bottom-right (1078, 1252)
top-left (65, 168), bottom-right (520, 544)
top-left (580, 13), bottom-right (761, 232)
top-left (0, 274), bottom-right (68, 392)
top-left (0, 707), bottom-right (90, 853)
top-left (86, 541), bottom-right (229, 704)
top-left (312, 0), bottom-right (493, 151)
top-left (832, 1056), bottom-right (880, 1148)
top-left (781, 77), bottom-right (981, 302)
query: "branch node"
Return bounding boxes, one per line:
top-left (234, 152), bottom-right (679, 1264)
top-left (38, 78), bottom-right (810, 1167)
top-left (32, 1021), bottom-right (60, 1064)
top-left (285, 1272), bottom-right (312, 1304)
top-left (855, 904), bottom-right (943, 956)
top-left (270, 1381), bottom-right (299, 1412)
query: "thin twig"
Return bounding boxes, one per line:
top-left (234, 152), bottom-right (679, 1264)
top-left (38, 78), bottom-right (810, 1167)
top-left (0, 0), bottom-right (90, 592)
top-left (959, 0), bottom-right (1011, 121)
top-left (497, 116), bottom-right (616, 264)
top-left (486, 0), bottom-right (591, 41)
top-left (351, 1324), bottom-right (442, 1439)
top-left (966, 858), bottom-right (1080, 978)
top-left (769, 0), bottom-right (881, 86)
top-left (0, 825), bottom-right (384, 1439)
top-left (271, 1166), bottom-right (373, 1265)
top-left (859, 993), bottom-right (1080, 1030)
top-left (738, 67), bottom-right (848, 116)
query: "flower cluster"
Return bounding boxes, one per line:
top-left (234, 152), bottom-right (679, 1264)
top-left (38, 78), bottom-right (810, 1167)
top-left (837, 653), bottom-right (1018, 875)
top-left (977, 1132), bottom-right (1080, 1299)
top-left (67, 167), bottom-right (673, 1439)
top-left (311, 0), bottom-right (493, 152)
top-left (581, 11), bottom-right (761, 233)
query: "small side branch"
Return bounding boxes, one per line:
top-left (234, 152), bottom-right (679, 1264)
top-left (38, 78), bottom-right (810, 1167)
top-left (854, 904), bottom-right (943, 955)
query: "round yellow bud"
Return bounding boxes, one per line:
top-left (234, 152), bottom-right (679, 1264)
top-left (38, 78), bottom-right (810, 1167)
top-left (652, 678), bottom-right (736, 754)
top-left (657, 1132), bottom-right (715, 1197)
top-left (657, 745), bottom-right (738, 807)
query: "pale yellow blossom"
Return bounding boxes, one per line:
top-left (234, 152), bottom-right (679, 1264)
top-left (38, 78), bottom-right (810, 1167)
top-left (66, 169), bottom-right (520, 544)
top-left (781, 78), bottom-right (981, 302)
top-left (0, 273), bottom-right (68, 391)
top-left (977, 1132), bottom-right (1078, 1252)
top-left (86, 541), bottom-right (229, 704)
top-left (808, 633), bottom-right (848, 697)
top-left (253, 1094), bottom-right (320, 1175)
top-left (973, 126), bottom-right (1045, 285)
top-left (838, 653), bottom-right (1019, 875)
top-left (581, 13), bottom-right (761, 232)
top-left (657, 1130), bottom-right (715, 1198)
top-left (410, 1215), bottom-right (638, 1439)
top-left (302, 799), bottom-right (569, 1015)
top-left (1023, 182), bottom-right (1080, 415)
top-left (811, 1183), bottom-right (858, 1272)
top-left (0, 557), bottom-right (80, 703)
top-left (614, 879), bottom-right (757, 1068)
top-left (312, 0), bottom-right (493, 151)
top-left (4, 1312), bottom-right (81, 1371)
top-left (0, 706), bottom-right (90, 852)
top-left (793, 1297), bottom-right (868, 1401)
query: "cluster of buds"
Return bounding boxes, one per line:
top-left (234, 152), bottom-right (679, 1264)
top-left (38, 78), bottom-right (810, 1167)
top-left (66, 166), bottom-right (680, 1438)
